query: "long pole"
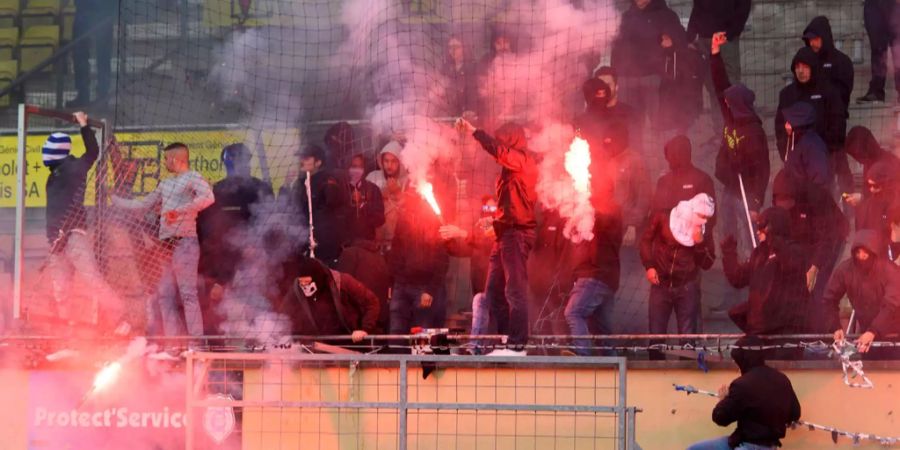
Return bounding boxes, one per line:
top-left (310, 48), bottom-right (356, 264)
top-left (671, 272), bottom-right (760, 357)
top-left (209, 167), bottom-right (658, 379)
top-left (305, 171), bottom-right (316, 258)
top-left (737, 174), bottom-right (758, 249)
top-left (12, 104), bottom-right (26, 319)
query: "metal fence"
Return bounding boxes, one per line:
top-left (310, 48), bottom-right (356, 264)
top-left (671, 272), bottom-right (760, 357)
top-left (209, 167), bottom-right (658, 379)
top-left (185, 352), bottom-right (640, 450)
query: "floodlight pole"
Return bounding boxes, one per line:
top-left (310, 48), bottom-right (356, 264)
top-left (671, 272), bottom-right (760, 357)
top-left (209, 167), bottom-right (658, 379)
top-left (13, 104), bottom-right (27, 319)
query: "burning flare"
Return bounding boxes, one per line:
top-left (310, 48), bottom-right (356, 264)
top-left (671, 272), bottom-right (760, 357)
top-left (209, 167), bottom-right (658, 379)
top-left (418, 181), bottom-right (443, 218)
top-left (563, 136), bottom-right (594, 242)
top-left (91, 361), bottom-right (122, 394)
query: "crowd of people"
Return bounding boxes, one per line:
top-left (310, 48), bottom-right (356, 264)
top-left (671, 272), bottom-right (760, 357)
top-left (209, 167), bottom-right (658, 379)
top-left (42, 0), bottom-right (900, 359)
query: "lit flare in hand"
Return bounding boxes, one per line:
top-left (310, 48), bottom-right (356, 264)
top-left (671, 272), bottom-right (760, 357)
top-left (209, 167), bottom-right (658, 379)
top-left (562, 136), bottom-right (594, 242)
top-left (418, 182), bottom-right (443, 219)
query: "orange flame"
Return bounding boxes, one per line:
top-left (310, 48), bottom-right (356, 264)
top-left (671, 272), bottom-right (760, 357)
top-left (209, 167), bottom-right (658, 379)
top-left (91, 361), bottom-right (122, 394)
top-left (562, 136), bottom-right (594, 243)
top-left (418, 182), bottom-right (442, 217)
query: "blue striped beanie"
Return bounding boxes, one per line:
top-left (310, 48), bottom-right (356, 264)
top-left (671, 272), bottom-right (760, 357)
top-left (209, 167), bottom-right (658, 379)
top-left (42, 132), bottom-right (71, 167)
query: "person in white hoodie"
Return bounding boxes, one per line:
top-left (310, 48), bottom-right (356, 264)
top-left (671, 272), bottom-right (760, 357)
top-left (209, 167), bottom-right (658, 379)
top-left (366, 140), bottom-right (409, 253)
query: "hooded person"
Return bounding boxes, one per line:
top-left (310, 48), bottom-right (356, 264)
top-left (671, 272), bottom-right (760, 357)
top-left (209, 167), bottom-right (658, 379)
top-left (802, 16), bottom-right (855, 107)
top-left (640, 193), bottom-right (716, 337)
top-left (274, 256), bottom-right (380, 341)
top-left (657, 27), bottom-right (704, 133)
top-left (722, 207), bottom-right (810, 336)
top-left (44, 112), bottom-right (126, 331)
top-left (775, 47), bottom-right (850, 191)
top-left (457, 119), bottom-right (538, 355)
top-left (652, 135), bottom-right (716, 218)
top-left (366, 140), bottom-right (409, 252)
top-left (844, 126), bottom-right (900, 202)
top-left (855, 160), bottom-right (899, 255)
top-left (824, 230), bottom-right (900, 356)
top-left (687, 336), bottom-right (802, 450)
top-left (344, 153), bottom-right (385, 243)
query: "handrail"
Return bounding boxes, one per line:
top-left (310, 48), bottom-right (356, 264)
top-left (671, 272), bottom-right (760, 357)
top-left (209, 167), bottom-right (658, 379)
top-left (0, 14), bottom-right (115, 99)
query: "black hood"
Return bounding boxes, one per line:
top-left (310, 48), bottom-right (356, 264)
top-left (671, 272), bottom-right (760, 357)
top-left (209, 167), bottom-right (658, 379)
top-left (790, 47), bottom-right (821, 86)
top-left (757, 207), bottom-right (791, 240)
top-left (845, 126), bottom-right (882, 165)
top-left (723, 83), bottom-right (758, 121)
top-left (781, 101), bottom-right (817, 130)
top-left (495, 122), bottom-right (528, 152)
top-left (852, 229), bottom-right (883, 258)
top-left (802, 16), bottom-right (835, 54)
top-left (632, 0), bottom-right (669, 12)
top-left (664, 135), bottom-right (692, 172)
top-left (772, 170), bottom-right (798, 202)
top-left (867, 159), bottom-right (894, 186)
top-left (602, 121), bottom-right (629, 157)
top-left (731, 336), bottom-right (767, 374)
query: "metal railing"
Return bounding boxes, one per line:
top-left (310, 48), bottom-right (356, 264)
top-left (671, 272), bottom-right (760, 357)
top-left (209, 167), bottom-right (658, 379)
top-left (185, 352), bottom-right (641, 450)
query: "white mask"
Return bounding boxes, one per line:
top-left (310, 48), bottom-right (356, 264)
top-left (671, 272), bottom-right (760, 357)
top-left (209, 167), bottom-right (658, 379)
top-left (300, 281), bottom-right (318, 297)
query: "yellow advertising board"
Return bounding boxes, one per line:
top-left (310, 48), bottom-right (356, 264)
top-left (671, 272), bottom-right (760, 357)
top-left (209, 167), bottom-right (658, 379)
top-left (0, 128), bottom-right (301, 208)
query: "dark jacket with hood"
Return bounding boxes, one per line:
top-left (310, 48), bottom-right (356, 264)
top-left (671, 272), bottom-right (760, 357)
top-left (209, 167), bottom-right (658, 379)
top-left (823, 230), bottom-right (900, 338)
top-left (846, 126), bottom-right (900, 197)
top-left (528, 208), bottom-right (579, 301)
top-left (639, 210), bottom-right (716, 288)
top-left (652, 135), bottom-right (717, 217)
top-left (775, 48), bottom-right (847, 164)
top-left (577, 76), bottom-right (643, 152)
top-left (45, 126), bottom-right (99, 244)
top-left (198, 175), bottom-right (274, 283)
top-left (345, 178), bottom-right (386, 243)
top-left (473, 123), bottom-right (538, 232)
top-left (572, 194), bottom-right (624, 291)
top-left (711, 53), bottom-right (770, 211)
top-left (659, 28), bottom-right (704, 131)
top-left (388, 191), bottom-right (451, 294)
top-left (686, 0), bottom-right (752, 41)
top-left (781, 101), bottom-right (834, 206)
top-left (275, 256), bottom-right (380, 336)
top-left (723, 207), bottom-right (810, 335)
top-left (714, 338), bottom-right (802, 448)
top-left (611, 0), bottom-right (685, 77)
top-left (855, 160), bottom-right (898, 259)
top-left (772, 169), bottom-right (846, 271)
top-left (803, 16), bottom-right (855, 108)
top-left (595, 123), bottom-right (651, 229)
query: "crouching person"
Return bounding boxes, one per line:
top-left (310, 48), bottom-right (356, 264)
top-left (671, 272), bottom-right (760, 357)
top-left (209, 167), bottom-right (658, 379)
top-left (274, 256), bottom-right (380, 347)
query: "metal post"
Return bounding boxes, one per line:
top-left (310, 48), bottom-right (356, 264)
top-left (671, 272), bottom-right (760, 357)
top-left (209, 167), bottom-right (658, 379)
top-left (617, 358), bottom-right (627, 450)
top-left (13, 104), bottom-right (27, 320)
top-left (185, 351), bottom-right (195, 450)
top-left (398, 359), bottom-right (408, 450)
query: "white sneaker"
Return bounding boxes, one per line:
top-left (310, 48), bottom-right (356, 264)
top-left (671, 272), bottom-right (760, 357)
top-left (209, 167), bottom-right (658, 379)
top-left (486, 348), bottom-right (527, 357)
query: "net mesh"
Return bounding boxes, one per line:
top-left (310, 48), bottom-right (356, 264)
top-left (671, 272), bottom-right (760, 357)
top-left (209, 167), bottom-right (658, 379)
top-left (12, 0), bottom-right (899, 344)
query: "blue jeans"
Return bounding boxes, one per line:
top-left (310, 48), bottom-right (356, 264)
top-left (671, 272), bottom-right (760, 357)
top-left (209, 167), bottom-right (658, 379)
top-left (648, 279), bottom-right (701, 334)
top-left (484, 228), bottom-right (535, 347)
top-left (688, 436), bottom-right (775, 450)
top-left (389, 282), bottom-right (447, 334)
top-left (564, 278), bottom-right (615, 356)
top-left (154, 237), bottom-right (204, 337)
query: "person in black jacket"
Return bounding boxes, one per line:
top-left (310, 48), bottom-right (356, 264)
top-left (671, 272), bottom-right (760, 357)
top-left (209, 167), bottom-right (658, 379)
top-left (294, 144), bottom-right (349, 266)
top-left (687, 336), bottom-right (802, 450)
top-left (710, 32), bottom-right (769, 257)
top-left (610, 0), bottom-right (684, 147)
top-left (594, 66), bottom-right (644, 154)
top-left (825, 230), bottom-right (900, 356)
top-left (775, 48), bottom-right (848, 190)
top-left (658, 29), bottom-right (704, 134)
top-left (457, 119), bottom-right (538, 355)
top-left (564, 180), bottom-right (624, 356)
top-left (274, 256), bottom-right (380, 342)
top-left (858, 0), bottom-right (900, 103)
top-left (686, 0), bottom-right (751, 136)
top-left (45, 112), bottom-right (124, 329)
top-left (854, 161), bottom-right (898, 258)
top-left (197, 143), bottom-right (274, 333)
top-left (722, 208), bottom-right (809, 336)
top-left (652, 135), bottom-right (716, 216)
top-left (345, 154), bottom-right (386, 243)
top-left (443, 36), bottom-right (481, 118)
top-left (843, 126), bottom-right (900, 206)
top-left (640, 193), bottom-right (716, 337)
top-left (388, 188), bottom-right (451, 334)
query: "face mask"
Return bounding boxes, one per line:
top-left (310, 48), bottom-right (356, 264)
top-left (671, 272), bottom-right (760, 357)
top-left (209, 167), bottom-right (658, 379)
top-left (349, 167), bottom-right (364, 184)
top-left (300, 281), bottom-right (318, 297)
